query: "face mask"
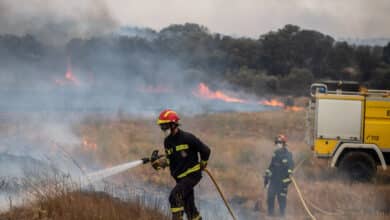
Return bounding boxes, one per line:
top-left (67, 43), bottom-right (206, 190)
top-left (162, 129), bottom-right (170, 137)
top-left (276, 143), bottom-right (283, 148)
top-left (160, 124), bottom-right (170, 137)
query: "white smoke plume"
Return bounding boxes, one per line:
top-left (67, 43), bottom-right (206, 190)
top-left (0, 0), bottom-right (118, 45)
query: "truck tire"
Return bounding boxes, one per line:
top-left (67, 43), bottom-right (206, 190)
top-left (338, 151), bottom-right (377, 181)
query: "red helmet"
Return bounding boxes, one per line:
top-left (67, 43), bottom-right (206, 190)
top-left (275, 134), bottom-right (287, 144)
top-left (157, 109), bottom-right (180, 125)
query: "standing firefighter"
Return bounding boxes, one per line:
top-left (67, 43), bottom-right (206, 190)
top-left (264, 134), bottom-right (294, 216)
top-left (151, 109), bottom-right (211, 220)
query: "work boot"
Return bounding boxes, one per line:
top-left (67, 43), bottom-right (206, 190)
top-left (267, 211), bottom-right (275, 217)
top-left (280, 210), bottom-right (286, 218)
top-left (172, 211), bottom-right (184, 220)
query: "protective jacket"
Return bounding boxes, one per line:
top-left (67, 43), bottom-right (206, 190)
top-left (264, 146), bottom-right (294, 216)
top-left (164, 129), bottom-right (210, 181)
top-left (264, 147), bottom-right (294, 189)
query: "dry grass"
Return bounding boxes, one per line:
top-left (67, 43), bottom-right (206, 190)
top-left (0, 169), bottom-right (168, 220)
top-left (73, 110), bottom-right (390, 219)
top-left (1, 190), bottom-right (168, 220)
top-left (74, 111), bottom-right (306, 196)
top-left (1, 110), bottom-right (389, 219)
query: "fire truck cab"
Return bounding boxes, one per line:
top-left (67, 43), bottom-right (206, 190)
top-left (309, 81), bottom-right (390, 180)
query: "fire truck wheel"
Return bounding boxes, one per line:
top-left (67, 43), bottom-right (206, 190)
top-left (338, 151), bottom-right (377, 182)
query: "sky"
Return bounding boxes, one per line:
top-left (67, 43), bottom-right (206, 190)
top-left (0, 0), bottom-right (389, 39)
top-left (106, 0), bottom-right (390, 38)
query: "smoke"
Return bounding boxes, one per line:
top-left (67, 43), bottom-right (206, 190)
top-left (0, 7), bottom-right (280, 217)
top-left (0, 14), bottom-right (269, 211)
top-left (0, 0), bottom-right (118, 45)
top-left (0, 0), bottom-right (283, 115)
top-left (0, 116), bottom-right (85, 211)
top-left (0, 33), bottom-right (272, 115)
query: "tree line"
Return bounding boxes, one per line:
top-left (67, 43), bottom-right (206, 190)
top-left (0, 23), bottom-right (389, 95)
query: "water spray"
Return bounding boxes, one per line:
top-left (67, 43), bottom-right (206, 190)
top-left (84, 150), bottom-right (237, 220)
top-left (86, 160), bottom-right (145, 183)
top-left (84, 150), bottom-right (162, 184)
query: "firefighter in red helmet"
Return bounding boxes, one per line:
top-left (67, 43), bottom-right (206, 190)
top-left (151, 109), bottom-right (211, 220)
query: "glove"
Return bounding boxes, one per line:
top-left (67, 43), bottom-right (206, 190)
top-left (150, 150), bottom-right (162, 170)
top-left (152, 158), bottom-right (168, 170)
top-left (200, 160), bottom-right (208, 170)
top-left (152, 160), bottom-right (160, 170)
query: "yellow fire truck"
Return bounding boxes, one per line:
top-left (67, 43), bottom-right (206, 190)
top-left (309, 81), bottom-right (390, 180)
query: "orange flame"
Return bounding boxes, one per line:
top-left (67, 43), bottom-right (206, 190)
top-left (65, 70), bottom-right (78, 84)
top-left (55, 58), bottom-right (79, 86)
top-left (194, 83), bottom-right (247, 103)
top-left (82, 138), bottom-right (97, 151)
top-left (260, 99), bottom-right (285, 107)
top-left (261, 99), bottom-right (304, 111)
top-left (285, 106), bottom-right (304, 112)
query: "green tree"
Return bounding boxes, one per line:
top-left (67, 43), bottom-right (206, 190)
top-left (355, 45), bottom-right (382, 81)
top-left (369, 65), bottom-right (390, 89)
top-left (280, 68), bottom-right (314, 95)
top-left (383, 42), bottom-right (390, 64)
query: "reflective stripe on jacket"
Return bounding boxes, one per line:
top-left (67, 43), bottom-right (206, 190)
top-left (164, 129), bottom-right (211, 180)
top-left (265, 147), bottom-right (294, 188)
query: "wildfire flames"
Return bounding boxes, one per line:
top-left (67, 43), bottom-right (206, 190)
top-left (193, 83), bottom-right (247, 103)
top-left (55, 58), bottom-right (79, 86)
top-left (65, 69), bottom-right (78, 84)
top-left (52, 62), bottom-right (303, 112)
top-left (82, 138), bottom-right (97, 151)
top-left (48, 55), bottom-right (304, 112)
top-left (260, 99), bottom-right (285, 107)
top-left (193, 82), bottom-right (304, 111)
top-left (285, 106), bottom-right (304, 112)
top-left (260, 99), bottom-right (304, 111)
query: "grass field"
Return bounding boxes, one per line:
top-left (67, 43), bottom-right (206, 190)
top-left (1, 190), bottom-right (169, 220)
top-left (1, 110), bottom-right (389, 219)
top-left (70, 110), bottom-right (389, 219)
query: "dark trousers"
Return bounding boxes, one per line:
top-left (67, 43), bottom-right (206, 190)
top-left (169, 173), bottom-right (202, 219)
top-left (267, 184), bottom-right (287, 216)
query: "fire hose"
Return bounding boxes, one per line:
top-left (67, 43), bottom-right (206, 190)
top-left (291, 158), bottom-right (348, 219)
top-left (261, 158), bottom-right (316, 219)
top-left (204, 168), bottom-right (237, 220)
top-left (291, 158), bottom-right (316, 220)
top-left (143, 151), bottom-right (237, 220)
top-left (291, 177), bottom-right (316, 220)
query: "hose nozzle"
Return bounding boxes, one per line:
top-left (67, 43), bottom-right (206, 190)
top-left (141, 150), bottom-right (164, 165)
top-left (142, 158), bottom-right (151, 164)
